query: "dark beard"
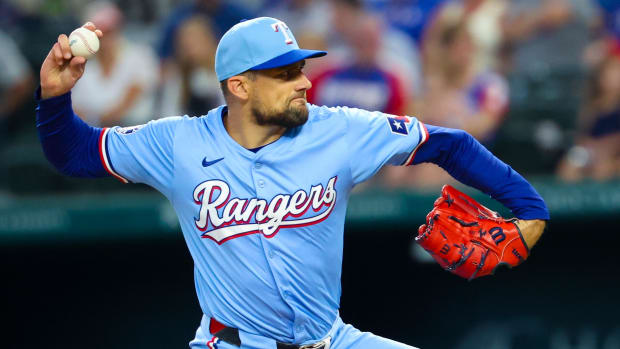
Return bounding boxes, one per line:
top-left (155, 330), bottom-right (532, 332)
top-left (252, 102), bottom-right (309, 128)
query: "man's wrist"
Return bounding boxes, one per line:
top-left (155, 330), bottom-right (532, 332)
top-left (39, 82), bottom-right (70, 100)
top-left (516, 219), bottom-right (546, 250)
top-left (40, 87), bottom-right (61, 100)
top-left (36, 86), bottom-right (71, 103)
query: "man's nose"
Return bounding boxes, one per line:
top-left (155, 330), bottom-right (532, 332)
top-left (296, 73), bottom-right (312, 91)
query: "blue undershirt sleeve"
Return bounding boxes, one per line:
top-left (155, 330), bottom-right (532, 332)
top-left (412, 124), bottom-right (550, 220)
top-left (35, 88), bottom-right (108, 178)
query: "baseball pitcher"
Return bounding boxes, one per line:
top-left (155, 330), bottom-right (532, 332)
top-left (36, 18), bottom-right (548, 349)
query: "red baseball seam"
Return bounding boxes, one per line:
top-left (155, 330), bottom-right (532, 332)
top-left (73, 31), bottom-right (96, 54)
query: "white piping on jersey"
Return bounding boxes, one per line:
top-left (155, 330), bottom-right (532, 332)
top-left (99, 128), bottom-right (130, 183)
top-left (403, 122), bottom-right (429, 166)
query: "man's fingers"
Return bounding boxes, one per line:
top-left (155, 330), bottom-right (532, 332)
top-left (52, 43), bottom-right (64, 66)
top-left (81, 22), bottom-right (103, 38)
top-left (58, 34), bottom-right (72, 60)
top-left (69, 56), bottom-right (86, 78)
top-left (82, 21), bottom-right (95, 30)
top-left (70, 56), bottom-right (86, 67)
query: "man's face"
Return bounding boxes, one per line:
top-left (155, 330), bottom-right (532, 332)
top-left (248, 60), bottom-right (312, 128)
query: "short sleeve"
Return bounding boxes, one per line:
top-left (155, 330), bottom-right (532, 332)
top-left (99, 116), bottom-right (181, 197)
top-left (342, 107), bottom-right (429, 184)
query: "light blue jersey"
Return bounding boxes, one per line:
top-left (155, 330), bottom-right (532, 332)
top-left (99, 104), bottom-right (427, 347)
top-left (36, 16), bottom-right (547, 349)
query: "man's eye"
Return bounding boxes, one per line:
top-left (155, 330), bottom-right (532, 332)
top-left (286, 71), bottom-right (298, 79)
top-left (279, 68), bottom-right (302, 80)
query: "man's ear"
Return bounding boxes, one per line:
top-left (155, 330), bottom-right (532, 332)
top-left (227, 76), bottom-right (250, 101)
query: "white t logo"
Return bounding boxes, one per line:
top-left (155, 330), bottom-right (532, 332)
top-left (271, 21), bottom-right (293, 45)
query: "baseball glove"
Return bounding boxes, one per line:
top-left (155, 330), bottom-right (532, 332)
top-left (415, 185), bottom-right (529, 280)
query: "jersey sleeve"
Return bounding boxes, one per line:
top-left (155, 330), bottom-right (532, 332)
top-left (99, 116), bottom-right (182, 197)
top-left (342, 107), bottom-right (429, 184)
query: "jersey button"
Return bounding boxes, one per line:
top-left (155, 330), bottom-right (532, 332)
top-left (255, 162), bottom-right (262, 169)
top-left (258, 179), bottom-right (265, 188)
top-left (283, 290), bottom-right (291, 299)
top-left (295, 325), bottom-right (303, 333)
top-left (268, 250), bottom-right (275, 259)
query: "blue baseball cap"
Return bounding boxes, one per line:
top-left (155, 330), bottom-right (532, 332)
top-left (215, 17), bottom-right (327, 81)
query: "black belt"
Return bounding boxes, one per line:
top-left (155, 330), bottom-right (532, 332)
top-left (209, 318), bottom-right (329, 349)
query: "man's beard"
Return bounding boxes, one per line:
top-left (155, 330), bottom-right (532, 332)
top-left (251, 98), bottom-right (309, 128)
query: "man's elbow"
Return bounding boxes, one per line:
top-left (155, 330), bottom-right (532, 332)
top-left (44, 151), bottom-right (100, 178)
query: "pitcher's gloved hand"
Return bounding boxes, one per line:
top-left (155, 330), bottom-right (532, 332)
top-left (416, 185), bottom-right (529, 280)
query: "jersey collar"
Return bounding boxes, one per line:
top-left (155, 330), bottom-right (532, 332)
top-left (211, 106), bottom-right (299, 159)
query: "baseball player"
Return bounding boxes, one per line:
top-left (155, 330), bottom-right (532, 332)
top-left (36, 18), bottom-right (549, 349)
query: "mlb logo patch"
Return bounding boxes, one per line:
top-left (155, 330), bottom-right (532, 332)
top-left (386, 115), bottom-right (410, 136)
top-left (116, 124), bottom-right (145, 135)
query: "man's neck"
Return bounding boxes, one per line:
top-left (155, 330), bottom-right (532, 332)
top-left (223, 106), bottom-right (287, 149)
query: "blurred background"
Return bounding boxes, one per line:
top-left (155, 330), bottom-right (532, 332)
top-left (1, 0), bottom-right (620, 348)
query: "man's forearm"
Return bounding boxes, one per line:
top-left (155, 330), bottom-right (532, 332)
top-left (36, 87), bottom-right (109, 178)
top-left (412, 124), bottom-right (550, 221)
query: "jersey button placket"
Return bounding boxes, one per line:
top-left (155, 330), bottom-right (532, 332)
top-left (252, 159), bottom-right (265, 189)
top-left (252, 158), bottom-right (300, 338)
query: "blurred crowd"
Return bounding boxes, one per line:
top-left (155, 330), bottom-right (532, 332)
top-left (1, 0), bottom-right (619, 194)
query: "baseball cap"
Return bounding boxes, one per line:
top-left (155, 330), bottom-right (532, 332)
top-left (215, 17), bottom-right (327, 81)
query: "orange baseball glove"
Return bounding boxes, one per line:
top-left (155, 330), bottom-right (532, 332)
top-left (415, 185), bottom-right (529, 280)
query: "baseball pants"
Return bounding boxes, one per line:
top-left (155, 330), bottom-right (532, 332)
top-left (189, 314), bottom-right (419, 349)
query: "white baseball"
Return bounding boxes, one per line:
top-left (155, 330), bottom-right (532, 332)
top-left (68, 27), bottom-right (100, 58)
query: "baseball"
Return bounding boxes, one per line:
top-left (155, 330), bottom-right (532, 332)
top-left (68, 27), bottom-right (100, 58)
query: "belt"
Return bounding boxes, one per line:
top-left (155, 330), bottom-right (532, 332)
top-left (209, 318), bottom-right (331, 349)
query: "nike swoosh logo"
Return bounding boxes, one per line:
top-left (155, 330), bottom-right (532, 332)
top-left (202, 157), bottom-right (224, 167)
